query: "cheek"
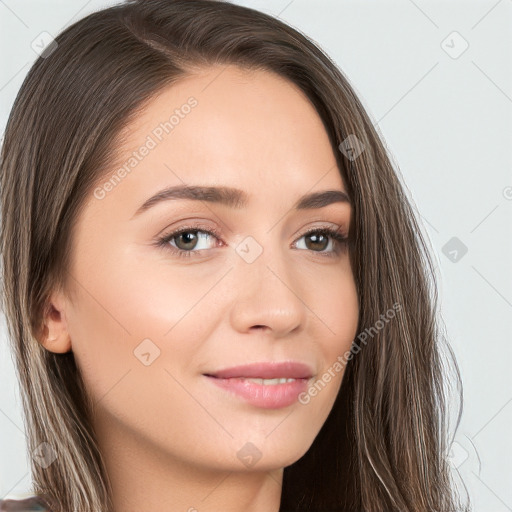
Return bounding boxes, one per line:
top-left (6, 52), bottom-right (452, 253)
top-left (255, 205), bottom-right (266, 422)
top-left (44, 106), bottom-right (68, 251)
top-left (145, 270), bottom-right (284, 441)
top-left (326, 279), bottom-right (359, 358)
top-left (312, 263), bottom-right (359, 350)
top-left (303, 272), bottom-right (359, 409)
top-left (65, 251), bottom-right (220, 410)
top-left (65, 266), bottom-right (223, 454)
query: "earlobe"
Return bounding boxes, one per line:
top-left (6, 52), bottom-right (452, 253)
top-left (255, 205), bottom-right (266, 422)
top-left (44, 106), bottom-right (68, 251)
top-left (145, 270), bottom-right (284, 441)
top-left (42, 328), bottom-right (72, 353)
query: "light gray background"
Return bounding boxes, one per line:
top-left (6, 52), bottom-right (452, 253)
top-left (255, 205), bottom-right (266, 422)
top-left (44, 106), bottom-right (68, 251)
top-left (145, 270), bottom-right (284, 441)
top-left (1, 0), bottom-right (511, 509)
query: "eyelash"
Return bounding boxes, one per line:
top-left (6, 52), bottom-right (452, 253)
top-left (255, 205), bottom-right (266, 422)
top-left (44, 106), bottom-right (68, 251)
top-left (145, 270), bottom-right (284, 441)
top-left (155, 223), bottom-right (349, 260)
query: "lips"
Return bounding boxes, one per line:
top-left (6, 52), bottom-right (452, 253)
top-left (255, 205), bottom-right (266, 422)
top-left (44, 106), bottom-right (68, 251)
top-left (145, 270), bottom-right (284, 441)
top-left (203, 361), bottom-right (315, 409)
top-left (204, 361), bottom-right (314, 380)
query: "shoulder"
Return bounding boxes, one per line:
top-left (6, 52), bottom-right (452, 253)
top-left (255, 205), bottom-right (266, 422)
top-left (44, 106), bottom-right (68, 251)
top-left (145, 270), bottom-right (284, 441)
top-left (0, 495), bottom-right (53, 511)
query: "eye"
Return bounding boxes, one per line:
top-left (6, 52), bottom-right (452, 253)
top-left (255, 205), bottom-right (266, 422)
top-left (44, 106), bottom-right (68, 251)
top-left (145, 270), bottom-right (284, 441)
top-left (293, 226), bottom-right (348, 258)
top-left (155, 224), bottom-right (222, 259)
top-left (155, 224), bottom-right (348, 259)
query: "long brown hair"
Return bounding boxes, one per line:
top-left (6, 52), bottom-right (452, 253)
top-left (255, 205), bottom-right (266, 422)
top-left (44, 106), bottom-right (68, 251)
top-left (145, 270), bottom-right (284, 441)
top-left (0, 1), bottom-right (469, 510)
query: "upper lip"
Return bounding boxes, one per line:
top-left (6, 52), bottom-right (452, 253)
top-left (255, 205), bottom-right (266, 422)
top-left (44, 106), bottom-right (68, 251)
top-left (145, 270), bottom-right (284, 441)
top-left (204, 361), bottom-right (314, 379)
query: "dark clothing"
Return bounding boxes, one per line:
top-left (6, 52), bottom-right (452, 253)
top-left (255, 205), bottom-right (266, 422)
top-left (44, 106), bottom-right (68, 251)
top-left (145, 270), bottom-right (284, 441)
top-left (0, 496), bottom-right (52, 511)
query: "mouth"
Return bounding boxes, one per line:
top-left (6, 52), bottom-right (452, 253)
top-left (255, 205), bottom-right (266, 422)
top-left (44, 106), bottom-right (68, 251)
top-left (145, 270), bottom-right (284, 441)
top-left (203, 361), bottom-right (314, 409)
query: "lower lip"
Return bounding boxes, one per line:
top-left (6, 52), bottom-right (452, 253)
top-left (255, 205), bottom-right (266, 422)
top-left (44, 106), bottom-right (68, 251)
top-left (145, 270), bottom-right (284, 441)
top-left (205, 376), bottom-right (310, 409)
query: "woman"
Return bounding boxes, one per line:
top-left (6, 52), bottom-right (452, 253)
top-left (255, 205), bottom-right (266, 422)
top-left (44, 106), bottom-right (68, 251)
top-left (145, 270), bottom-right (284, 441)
top-left (0, 0), bottom-right (469, 510)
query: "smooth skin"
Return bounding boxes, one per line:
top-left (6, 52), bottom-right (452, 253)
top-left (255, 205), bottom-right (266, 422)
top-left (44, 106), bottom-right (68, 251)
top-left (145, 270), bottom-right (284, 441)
top-left (41, 65), bottom-right (359, 512)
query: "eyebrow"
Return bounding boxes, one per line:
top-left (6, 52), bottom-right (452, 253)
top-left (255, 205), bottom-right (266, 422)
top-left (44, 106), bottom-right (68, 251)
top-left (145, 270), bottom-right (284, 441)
top-left (131, 184), bottom-right (351, 218)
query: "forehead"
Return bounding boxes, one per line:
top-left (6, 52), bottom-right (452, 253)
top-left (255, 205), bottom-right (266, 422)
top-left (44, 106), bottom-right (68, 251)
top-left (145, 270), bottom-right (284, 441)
top-left (91, 64), bottom-right (347, 216)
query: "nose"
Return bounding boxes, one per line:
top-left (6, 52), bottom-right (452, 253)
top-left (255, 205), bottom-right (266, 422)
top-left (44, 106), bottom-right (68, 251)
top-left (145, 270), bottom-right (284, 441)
top-left (228, 243), bottom-right (308, 338)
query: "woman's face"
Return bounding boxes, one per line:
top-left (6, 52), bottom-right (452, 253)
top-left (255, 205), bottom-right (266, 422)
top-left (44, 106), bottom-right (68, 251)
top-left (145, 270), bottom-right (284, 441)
top-left (50, 64), bottom-right (359, 473)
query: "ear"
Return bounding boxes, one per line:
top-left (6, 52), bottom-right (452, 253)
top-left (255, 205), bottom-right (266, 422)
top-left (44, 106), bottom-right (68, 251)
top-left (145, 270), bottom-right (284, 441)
top-left (38, 292), bottom-right (72, 354)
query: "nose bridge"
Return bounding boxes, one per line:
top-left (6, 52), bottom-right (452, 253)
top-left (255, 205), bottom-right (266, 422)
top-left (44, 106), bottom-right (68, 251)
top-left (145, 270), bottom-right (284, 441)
top-left (228, 231), bottom-right (307, 335)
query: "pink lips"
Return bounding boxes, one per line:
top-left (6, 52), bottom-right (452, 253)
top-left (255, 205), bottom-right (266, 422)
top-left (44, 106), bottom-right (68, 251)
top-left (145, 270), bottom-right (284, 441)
top-left (204, 361), bottom-right (314, 409)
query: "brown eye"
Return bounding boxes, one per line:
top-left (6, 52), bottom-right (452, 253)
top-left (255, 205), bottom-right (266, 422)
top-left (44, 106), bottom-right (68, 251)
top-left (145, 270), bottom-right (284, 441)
top-left (304, 232), bottom-right (330, 252)
top-left (174, 230), bottom-right (201, 251)
top-left (294, 227), bottom-right (348, 258)
top-left (156, 225), bottom-right (223, 259)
